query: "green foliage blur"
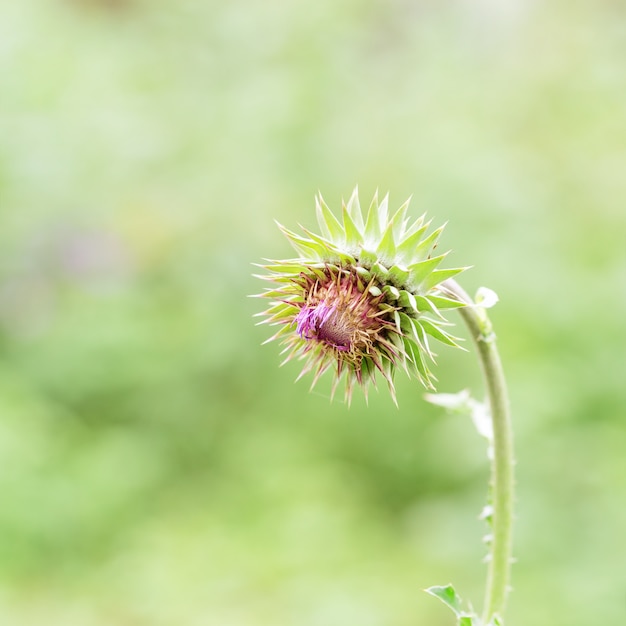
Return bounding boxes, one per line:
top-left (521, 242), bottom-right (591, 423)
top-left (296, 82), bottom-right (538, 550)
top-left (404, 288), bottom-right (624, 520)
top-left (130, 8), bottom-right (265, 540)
top-left (1, 1), bottom-right (625, 624)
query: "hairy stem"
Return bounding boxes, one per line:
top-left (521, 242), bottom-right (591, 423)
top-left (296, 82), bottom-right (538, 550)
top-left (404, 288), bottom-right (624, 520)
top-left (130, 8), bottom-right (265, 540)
top-left (443, 279), bottom-right (514, 624)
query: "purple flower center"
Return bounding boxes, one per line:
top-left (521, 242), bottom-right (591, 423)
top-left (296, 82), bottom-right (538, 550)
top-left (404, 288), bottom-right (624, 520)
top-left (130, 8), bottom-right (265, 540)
top-left (296, 303), bottom-right (352, 351)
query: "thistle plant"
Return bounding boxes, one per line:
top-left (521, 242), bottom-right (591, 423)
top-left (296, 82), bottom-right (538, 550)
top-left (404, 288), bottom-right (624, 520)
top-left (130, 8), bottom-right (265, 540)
top-left (253, 188), bottom-right (514, 626)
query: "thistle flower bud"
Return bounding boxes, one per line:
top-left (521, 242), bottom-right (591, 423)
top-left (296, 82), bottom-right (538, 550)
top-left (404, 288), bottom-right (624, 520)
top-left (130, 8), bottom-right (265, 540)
top-left (254, 187), bottom-right (468, 404)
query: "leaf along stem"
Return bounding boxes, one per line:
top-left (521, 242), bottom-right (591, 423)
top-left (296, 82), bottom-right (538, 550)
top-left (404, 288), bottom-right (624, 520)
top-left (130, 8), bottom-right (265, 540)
top-left (443, 279), bottom-right (515, 624)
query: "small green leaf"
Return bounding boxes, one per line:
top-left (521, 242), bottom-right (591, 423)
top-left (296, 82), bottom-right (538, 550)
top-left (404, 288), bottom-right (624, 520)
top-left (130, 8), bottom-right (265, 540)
top-left (425, 584), bottom-right (463, 615)
top-left (425, 585), bottom-right (482, 626)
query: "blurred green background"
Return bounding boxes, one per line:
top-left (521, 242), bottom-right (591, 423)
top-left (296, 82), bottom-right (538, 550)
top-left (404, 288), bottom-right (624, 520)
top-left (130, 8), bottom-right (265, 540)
top-left (1, 1), bottom-right (626, 624)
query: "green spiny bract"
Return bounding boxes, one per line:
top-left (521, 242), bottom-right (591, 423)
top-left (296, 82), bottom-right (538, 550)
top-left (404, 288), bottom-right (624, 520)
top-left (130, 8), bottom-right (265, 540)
top-left (254, 187), bottom-right (468, 404)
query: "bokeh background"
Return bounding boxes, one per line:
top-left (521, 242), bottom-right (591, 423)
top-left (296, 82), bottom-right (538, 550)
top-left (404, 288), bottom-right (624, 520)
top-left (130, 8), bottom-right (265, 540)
top-left (1, 1), bottom-right (626, 624)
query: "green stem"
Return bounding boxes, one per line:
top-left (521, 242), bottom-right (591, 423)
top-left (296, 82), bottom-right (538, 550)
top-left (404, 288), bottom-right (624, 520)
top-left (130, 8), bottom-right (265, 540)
top-left (444, 279), bottom-right (514, 625)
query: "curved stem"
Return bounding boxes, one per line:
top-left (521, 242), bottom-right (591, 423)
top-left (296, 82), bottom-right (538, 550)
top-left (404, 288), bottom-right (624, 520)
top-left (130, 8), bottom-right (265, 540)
top-left (443, 279), bottom-right (514, 624)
